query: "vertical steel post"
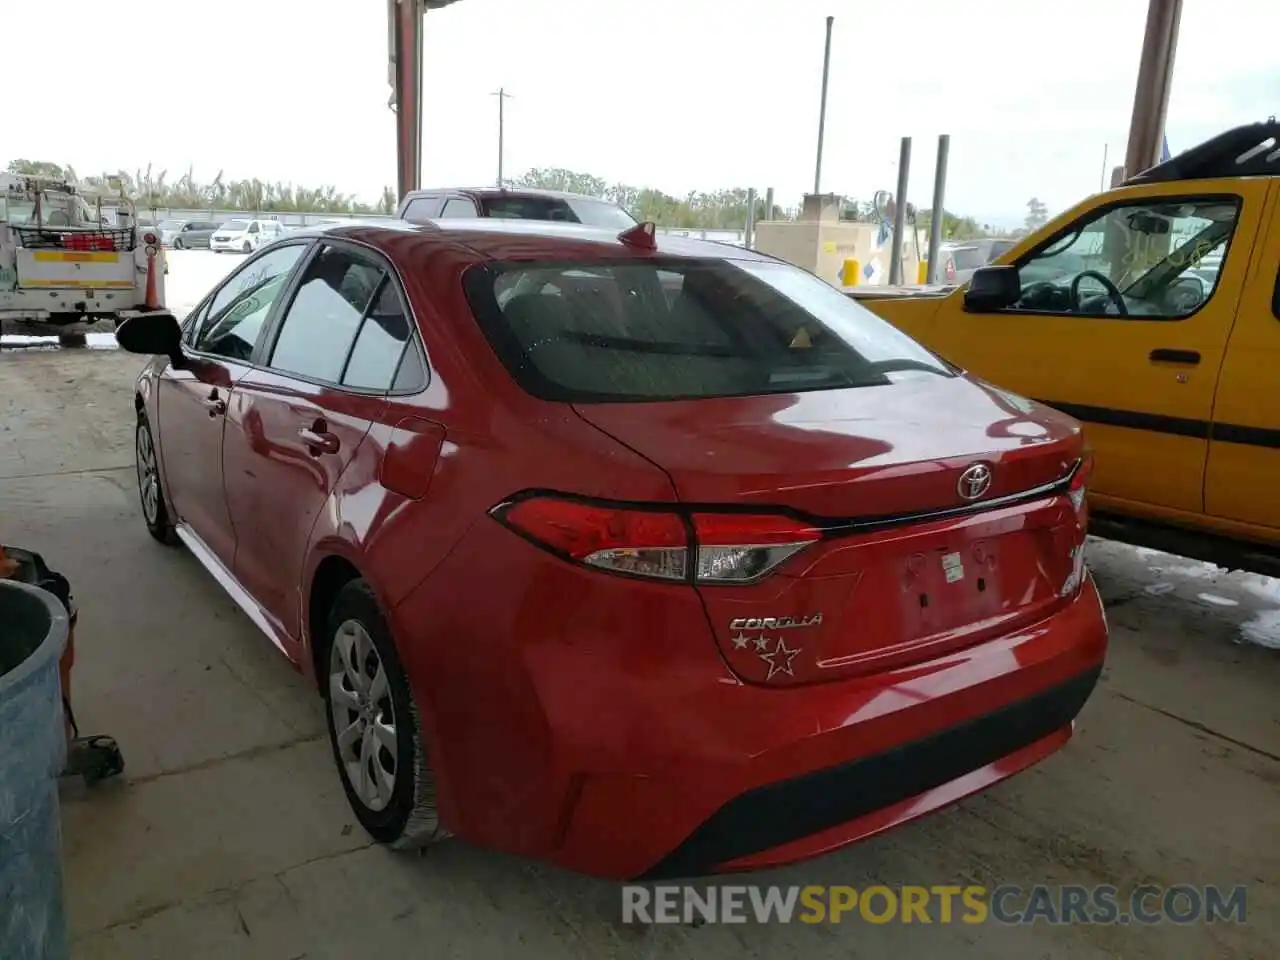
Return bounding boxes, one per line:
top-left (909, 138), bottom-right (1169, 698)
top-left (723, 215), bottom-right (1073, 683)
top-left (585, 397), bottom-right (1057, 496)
top-left (813, 16), bottom-right (834, 194)
top-left (888, 137), bottom-right (911, 286)
top-left (926, 134), bottom-right (949, 285)
top-left (764, 187), bottom-right (775, 222)
top-left (392, 0), bottom-right (424, 200)
top-left (1123, 0), bottom-right (1183, 179)
top-left (744, 188), bottom-right (756, 249)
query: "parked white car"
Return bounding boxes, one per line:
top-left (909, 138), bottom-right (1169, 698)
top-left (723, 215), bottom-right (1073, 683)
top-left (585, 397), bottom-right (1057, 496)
top-left (209, 218), bottom-right (287, 253)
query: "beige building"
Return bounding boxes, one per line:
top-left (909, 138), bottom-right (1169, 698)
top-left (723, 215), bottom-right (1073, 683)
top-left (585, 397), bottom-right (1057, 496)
top-left (753, 193), bottom-right (925, 288)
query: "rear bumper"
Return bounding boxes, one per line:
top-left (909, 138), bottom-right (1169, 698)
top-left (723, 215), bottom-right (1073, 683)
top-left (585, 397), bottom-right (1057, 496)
top-left (640, 664), bottom-right (1099, 879)
top-left (393, 522), bottom-right (1109, 881)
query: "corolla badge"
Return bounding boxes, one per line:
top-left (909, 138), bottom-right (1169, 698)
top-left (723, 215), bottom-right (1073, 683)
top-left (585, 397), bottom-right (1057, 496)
top-left (957, 463), bottom-right (994, 501)
top-left (727, 614), bottom-right (821, 680)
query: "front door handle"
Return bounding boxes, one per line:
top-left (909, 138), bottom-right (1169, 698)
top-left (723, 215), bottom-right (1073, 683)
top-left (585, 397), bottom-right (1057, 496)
top-left (204, 387), bottom-right (227, 417)
top-left (299, 426), bottom-right (340, 456)
top-left (1150, 348), bottom-right (1200, 365)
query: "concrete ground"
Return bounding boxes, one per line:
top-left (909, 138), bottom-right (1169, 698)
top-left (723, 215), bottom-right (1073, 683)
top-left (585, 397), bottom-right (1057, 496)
top-left (1, 291), bottom-right (1277, 958)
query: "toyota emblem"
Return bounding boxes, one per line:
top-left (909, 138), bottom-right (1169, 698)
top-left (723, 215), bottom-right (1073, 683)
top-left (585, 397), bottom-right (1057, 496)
top-left (957, 463), bottom-right (993, 501)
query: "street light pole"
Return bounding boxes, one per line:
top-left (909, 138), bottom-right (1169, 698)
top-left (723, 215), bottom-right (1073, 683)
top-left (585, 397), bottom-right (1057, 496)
top-left (813, 16), bottom-right (834, 195)
top-left (492, 87), bottom-right (513, 188)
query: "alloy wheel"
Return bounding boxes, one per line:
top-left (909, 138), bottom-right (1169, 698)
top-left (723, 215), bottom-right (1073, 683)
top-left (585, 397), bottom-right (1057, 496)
top-left (328, 619), bottom-right (399, 812)
top-left (136, 423), bottom-right (160, 525)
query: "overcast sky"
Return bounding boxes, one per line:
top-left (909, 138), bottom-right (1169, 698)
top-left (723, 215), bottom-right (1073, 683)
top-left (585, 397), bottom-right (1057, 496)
top-left (7, 1), bottom-right (1276, 225)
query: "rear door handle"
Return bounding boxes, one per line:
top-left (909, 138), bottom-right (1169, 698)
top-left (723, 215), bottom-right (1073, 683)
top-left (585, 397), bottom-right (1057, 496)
top-left (1149, 348), bottom-right (1200, 365)
top-left (204, 387), bottom-right (227, 417)
top-left (299, 426), bottom-right (340, 456)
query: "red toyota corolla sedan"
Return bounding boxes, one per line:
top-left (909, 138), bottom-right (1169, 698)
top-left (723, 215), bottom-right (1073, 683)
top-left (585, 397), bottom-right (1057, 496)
top-left (116, 218), bottom-right (1108, 880)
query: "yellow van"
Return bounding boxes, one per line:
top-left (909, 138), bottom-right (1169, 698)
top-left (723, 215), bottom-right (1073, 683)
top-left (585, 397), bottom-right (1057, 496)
top-left (854, 123), bottom-right (1280, 576)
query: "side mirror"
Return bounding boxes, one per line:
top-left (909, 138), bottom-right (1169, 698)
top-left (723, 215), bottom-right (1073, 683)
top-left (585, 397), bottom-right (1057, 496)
top-left (116, 312), bottom-right (186, 368)
top-left (963, 265), bottom-right (1022, 312)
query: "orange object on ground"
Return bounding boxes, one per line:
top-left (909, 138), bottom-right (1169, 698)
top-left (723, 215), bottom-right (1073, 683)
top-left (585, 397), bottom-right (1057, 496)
top-left (143, 247), bottom-right (160, 309)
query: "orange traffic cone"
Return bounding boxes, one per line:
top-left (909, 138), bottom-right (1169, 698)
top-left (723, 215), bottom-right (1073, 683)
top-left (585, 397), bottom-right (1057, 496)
top-left (143, 247), bottom-right (161, 310)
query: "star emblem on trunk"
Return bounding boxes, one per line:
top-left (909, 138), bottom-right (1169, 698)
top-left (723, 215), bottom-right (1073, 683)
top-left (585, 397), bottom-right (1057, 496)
top-left (758, 637), bottom-right (801, 680)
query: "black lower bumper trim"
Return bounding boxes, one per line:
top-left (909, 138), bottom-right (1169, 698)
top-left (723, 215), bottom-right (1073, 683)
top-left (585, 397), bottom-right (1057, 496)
top-left (638, 666), bottom-right (1103, 880)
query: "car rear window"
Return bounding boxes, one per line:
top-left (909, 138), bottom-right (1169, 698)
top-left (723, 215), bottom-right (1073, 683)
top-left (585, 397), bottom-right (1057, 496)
top-left (950, 246), bottom-right (989, 270)
top-left (480, 195), bottom-right (636, 229)
top-left (462, 258), bottom-right (954, 403)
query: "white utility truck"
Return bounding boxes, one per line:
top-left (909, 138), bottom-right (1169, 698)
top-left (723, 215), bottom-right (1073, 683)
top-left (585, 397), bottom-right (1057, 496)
top-left (0, 173), bottom-right (166, 330)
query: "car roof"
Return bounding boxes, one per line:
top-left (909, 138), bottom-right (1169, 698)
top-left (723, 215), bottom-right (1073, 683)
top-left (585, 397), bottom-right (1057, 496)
top-left (403, 186), bottom-right (616, 204)
top-left (293, 217), bottom-right (773, 262)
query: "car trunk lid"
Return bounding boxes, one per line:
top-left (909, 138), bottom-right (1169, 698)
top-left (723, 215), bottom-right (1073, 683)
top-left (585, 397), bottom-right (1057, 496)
top-left (574, 377), bottom-right (1089, 684)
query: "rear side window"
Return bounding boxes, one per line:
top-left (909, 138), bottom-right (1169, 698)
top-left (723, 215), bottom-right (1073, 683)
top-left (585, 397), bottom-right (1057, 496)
top-left (463, 258), bottom-right (953, 403)
top-left (343, 279), bottom-right (418, 391)
top-left (269, 246), bottom-right (383, 383)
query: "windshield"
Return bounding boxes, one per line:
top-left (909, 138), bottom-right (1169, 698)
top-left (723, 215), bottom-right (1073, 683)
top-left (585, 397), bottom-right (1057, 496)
top-left (480, 195), bottom-right (636, 229)
top-left (464, 257), bottom-right (953, 403)
top-left (158, 220), bottom-right (183, 231)
top-left (222, 219), bottom-right (250, 231)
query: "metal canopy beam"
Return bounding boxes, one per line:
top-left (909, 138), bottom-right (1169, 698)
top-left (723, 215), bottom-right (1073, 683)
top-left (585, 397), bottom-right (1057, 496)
top-left (389, 0), bottom-right (466, 200)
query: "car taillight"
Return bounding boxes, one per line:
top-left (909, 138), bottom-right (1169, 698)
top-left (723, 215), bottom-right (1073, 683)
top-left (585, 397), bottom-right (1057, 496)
top-left (691, 512), bottom-right (820, 583)
top-left (492, 495), bottom-right (821, 584)
top-left (1060, 453), bottom-right (1093, 598)
top-left (1067, 453), bottom-right (1093, 515)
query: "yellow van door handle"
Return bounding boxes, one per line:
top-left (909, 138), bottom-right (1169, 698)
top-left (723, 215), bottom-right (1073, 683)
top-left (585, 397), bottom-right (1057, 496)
top-left (1150, 348), bottom-right (1200, 365)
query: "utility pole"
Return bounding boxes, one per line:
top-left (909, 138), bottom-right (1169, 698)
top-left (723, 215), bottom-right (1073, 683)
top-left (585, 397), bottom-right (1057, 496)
top-left (492, 87), bottom-right (513, 188)
top-left (813, 16), bottom-right (834, 194)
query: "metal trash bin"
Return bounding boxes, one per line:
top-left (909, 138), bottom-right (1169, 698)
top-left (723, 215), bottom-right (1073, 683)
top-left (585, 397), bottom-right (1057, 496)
top-left (0, 579), bottom-right (70, 960)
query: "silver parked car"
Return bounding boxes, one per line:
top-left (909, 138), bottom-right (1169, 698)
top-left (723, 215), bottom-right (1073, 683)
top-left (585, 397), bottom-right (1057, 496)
top-left (937, 238), bottom-right (1018, 284)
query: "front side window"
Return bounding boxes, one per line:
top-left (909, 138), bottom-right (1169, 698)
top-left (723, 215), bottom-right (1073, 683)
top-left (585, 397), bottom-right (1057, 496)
top-left (194, 244), bottom-right (306, 361)
top-left (402, 195), bottom-right (442, 221)
top-left (1009, 197), bottom-right (1240, 320)
top-left (268, 245), bottom-right (385, 383)
top-left (464, 257), bottom-right (953, 403)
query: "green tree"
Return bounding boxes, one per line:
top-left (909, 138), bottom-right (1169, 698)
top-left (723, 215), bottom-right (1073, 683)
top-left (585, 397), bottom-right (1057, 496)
top-left (7, 159), bottom-right (69, 179)
top-left (514, 167), bottom-right (607, 197)
top-left (1025, 197), bottom-right (1049, 231)
top-left (5, 156), bottom-right (992, 231)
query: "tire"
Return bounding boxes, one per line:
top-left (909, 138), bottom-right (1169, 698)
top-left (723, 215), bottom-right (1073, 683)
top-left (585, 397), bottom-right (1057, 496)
top-left (242, 241), bottom-right (251, 253)
top-left (136, 413), bottom-right (178, 545)
top-left (174, 237), bottom-right (185, 250)
top-left (322, 580), bottom-right (448, 849)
